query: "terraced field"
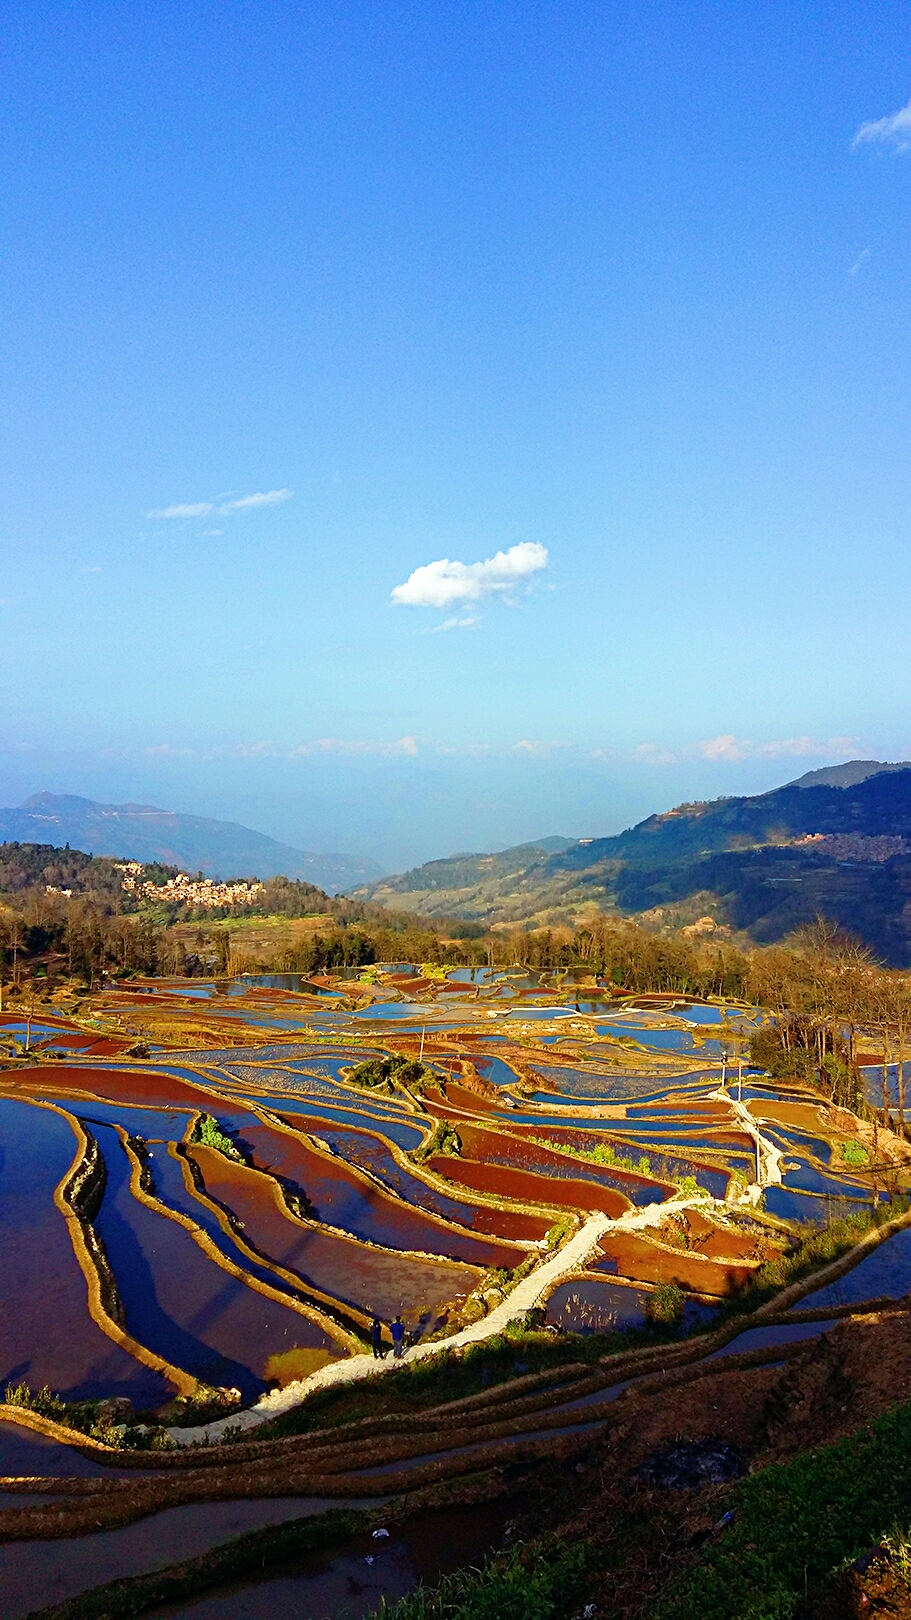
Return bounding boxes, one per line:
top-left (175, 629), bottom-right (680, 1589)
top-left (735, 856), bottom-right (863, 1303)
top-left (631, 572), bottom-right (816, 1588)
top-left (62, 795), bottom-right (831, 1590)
top-left (2, 966), bottom-right (911, 1617)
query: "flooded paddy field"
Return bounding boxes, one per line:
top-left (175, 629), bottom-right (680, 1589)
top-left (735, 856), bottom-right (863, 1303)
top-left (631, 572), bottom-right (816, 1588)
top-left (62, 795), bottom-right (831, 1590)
top-left (2, 970), bottom-right (908, 1439)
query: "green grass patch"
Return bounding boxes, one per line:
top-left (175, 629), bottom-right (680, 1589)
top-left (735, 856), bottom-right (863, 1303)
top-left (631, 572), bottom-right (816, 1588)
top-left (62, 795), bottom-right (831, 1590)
top-left (190, 1113), bottom-right (245, 1162)
top-left (660, 1400), bottom-right (911, 1619)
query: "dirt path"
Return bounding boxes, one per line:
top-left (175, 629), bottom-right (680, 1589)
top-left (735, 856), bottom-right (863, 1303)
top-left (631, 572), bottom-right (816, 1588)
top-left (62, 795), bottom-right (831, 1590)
top-left (168, 1187), bottom-right (730, 1446)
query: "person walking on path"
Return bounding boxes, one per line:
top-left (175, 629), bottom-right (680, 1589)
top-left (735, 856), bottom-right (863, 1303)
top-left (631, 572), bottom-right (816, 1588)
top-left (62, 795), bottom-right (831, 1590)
top-left (391, 1315), bottom-right (406, 1359)
top-left (370, 1317), bottom-right (385, 1360)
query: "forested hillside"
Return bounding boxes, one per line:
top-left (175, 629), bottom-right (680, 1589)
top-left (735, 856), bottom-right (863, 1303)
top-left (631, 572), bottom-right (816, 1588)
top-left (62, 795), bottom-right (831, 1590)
top-left (352, 763), bottom-right (911, 964)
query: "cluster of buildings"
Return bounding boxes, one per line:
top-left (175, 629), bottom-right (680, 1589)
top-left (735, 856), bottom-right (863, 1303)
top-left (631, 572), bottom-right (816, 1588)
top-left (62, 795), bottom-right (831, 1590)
top-left (114, 862), bottom-right (265, 910)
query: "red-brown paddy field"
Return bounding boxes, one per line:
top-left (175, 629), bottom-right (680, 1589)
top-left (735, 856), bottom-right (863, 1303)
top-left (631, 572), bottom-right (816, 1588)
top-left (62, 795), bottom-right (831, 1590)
top-left (1, 965), bottom-right (907, 1613)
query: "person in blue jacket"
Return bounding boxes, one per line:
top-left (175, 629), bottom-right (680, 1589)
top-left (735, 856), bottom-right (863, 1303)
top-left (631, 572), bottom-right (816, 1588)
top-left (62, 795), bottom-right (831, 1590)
top-left (391, 1315), bottom-right (406, 1358)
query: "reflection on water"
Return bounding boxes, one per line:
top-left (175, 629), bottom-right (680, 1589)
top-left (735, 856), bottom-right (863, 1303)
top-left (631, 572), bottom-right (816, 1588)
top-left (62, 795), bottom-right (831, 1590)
top-left (798, 1225), bottom-right (911, 1310)
top-left (143, 1499), bottom-right (516, 1620)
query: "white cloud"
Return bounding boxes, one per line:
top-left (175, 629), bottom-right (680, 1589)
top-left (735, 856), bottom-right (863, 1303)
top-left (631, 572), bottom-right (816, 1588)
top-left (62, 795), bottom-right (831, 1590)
top-left (290, 736), bottom-right (419, 758)
top-left (698, 734), bottom-right (857, 764)
top-left (429, 614), bottom-right (481, 633)
top-left (148, 489), bottom-right (292, 520)
top-left (202, 528), bottom-right (223, 537)
top-left (852, 97), bottom-right (911, 152)
top-left (149, 501), bottom-right (214, 519)
top-left (391, 541), bottom-right (548, 609)
top-left (617, 735), bottom-right (859, 767)
top-left (219, 489), bottom-right (292, 513)
top-left (848, 248), bottom-right (870, 276)
top-left (512, 739), bottom-right (568, 758)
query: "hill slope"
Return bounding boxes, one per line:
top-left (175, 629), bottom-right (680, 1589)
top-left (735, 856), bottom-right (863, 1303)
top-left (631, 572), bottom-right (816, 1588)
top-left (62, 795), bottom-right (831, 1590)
top-left (352, 763), bottom-right (911, 962)
top-left (0, 793), bottom-right (383, 893)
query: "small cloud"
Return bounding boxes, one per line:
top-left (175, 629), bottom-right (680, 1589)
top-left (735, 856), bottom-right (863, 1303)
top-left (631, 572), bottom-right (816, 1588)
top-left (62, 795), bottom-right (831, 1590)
top-left (392, 541), bottom-right (548, 609)
top-left (512, 739), bottom-right (568, 758)
top-left (848, 248), bottom-right (870, 276)
top-left (289, 736), bottom-right (419, 758)
top-left (699, 734), bottom-right (747, 763)
top-left (202, 528), bottom-right (223, 537)
top-left (697, 734), bottom-right (858, 763)
top-left (609, 735), bottom-right (859, 767)
top-left (144, 744), bottom-right (194, 758)
top-left (149, 501), bottom-right (214, 520)
top-left (80, 566), bottom-right (102, 574)
top-left (428, 614), bottom-right (481, 633)
top-left (147, 489), bottom-right (292, 520)
top-left (852, 97), bottom-right (911, 152)
top-left (219, 489), bottom-right (292, 513)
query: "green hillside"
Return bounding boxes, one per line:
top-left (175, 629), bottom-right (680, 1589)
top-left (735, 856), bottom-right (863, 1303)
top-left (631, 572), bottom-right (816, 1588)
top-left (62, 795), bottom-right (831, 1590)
top-left (352, 763), bottom-right (911, 962)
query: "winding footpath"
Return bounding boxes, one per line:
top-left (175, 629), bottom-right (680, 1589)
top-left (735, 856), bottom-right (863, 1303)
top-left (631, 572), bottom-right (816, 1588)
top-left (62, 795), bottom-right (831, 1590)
top-left (169, 1110), bottom-right (757, 1447)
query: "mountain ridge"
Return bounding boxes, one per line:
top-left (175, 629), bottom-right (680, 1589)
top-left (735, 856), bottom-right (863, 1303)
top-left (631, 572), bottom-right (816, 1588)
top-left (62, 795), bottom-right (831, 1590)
top-left (0, 793), bottom-right (383, 894)
top-left (350, 761), bottom-right (911, 963)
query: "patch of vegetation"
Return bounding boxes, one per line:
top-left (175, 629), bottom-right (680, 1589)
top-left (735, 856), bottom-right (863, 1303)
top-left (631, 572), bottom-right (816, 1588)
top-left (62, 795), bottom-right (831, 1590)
top-left (368, 1537), bottom-right (589, 1619)
top-left (350, 1052), bottom-right (438, 1096)
top-left (648, 1280), bottom-right (685, 1324)
top-left (532, 1136), bottom-right (711, 1197)
top-left (190, 1113), bottom-right (245, 1162)
top-left (659, 1399), bottom-right (911, 1619)
top-left (532, 1135), bottom-right (653, 1179)
top-left (842, 1138), bottom-right (870, 1168)
top-left (413, 1121), bottom-right (461, 1164)
top-left (545, 1216), bottom-right (574, 1250)
top-left (1, 1382), bottom-right (168, 1450)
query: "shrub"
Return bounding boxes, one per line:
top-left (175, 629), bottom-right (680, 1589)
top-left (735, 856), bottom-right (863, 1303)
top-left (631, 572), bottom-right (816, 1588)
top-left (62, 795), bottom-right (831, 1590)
top-left (191, 1113), bottom-right (245, 1161)
top-left (648, 1281), bottom-right (685, 1324)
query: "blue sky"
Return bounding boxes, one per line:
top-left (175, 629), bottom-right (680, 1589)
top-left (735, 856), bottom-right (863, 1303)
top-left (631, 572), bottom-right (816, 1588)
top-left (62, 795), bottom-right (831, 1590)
top-left (3, 3), bottom-right (911, 870)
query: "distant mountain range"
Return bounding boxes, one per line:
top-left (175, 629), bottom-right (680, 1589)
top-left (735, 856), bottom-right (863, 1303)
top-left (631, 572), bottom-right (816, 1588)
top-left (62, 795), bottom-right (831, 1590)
top-left (0, 794), bottom-right (383, 894)
top-left (351, 761), bottom-right (911, 963)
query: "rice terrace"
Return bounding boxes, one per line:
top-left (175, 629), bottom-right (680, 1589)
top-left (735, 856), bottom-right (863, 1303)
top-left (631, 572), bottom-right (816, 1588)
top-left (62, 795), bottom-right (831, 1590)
top-left (5, 914), bottom-right (911, 1620)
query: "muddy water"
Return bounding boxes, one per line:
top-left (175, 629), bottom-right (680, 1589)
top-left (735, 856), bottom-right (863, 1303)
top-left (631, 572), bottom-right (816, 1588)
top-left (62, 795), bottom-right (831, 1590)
top-left (507, 1128), bottom-right (731, 1200)
top-left (306, 1125), bottom-right (550, 1242)
top-left (92, 1126), bottom-right (342, 1398)
top-left (0, 1495), bottom-right (387, 1620)
top-left (144, 1498), bottom-right (517, 1620)
top-left (145, 1145), bottom-right (330, 1308)
top-left (593, 1233), bottom-right (753, 1296)
top-left (439, 1122), bottom-right (664, 1207)
top-left (0, 1097), bottom-right (168, 1406)
top-left (28, 1064), bottom-right (229, 1112)
top-left (236, 1121), bottom-right (526, 1268)
top-left (546, 1277), bottom-right (652, 1332)
top-left (426, 1154), bottom-right (628, 1216)
top-left (189, 1146), bottom-right (480, 1329)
